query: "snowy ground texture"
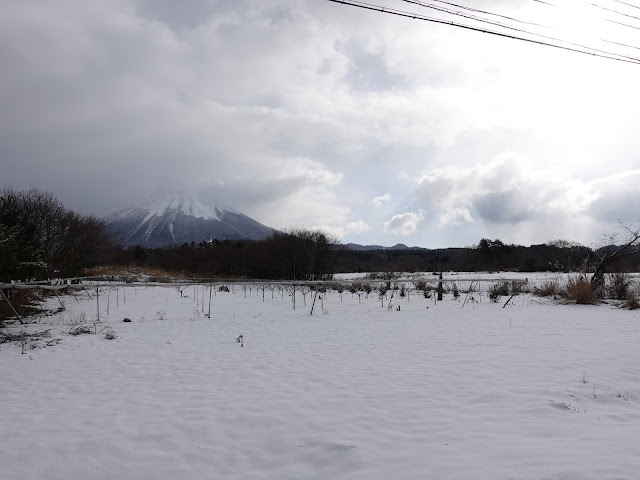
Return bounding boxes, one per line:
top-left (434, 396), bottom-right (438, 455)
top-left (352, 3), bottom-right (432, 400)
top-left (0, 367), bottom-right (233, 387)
top-left (2, 278), bottom-right (640, 480)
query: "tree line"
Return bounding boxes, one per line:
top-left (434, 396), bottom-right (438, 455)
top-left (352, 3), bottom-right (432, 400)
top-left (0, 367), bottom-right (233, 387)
top-left (109, 229), bottom-right (342, 281)
top-left (2, 187), bottom-right (639, 283)
top-left (113, 236), bottom-right (640, 279)
top-left (0, 187), bottom-right (113, 282)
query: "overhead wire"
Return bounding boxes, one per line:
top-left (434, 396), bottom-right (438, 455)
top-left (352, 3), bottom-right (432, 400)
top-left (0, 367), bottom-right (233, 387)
top-left (606, 18), bottom-right (640, 31)
top-left (323, 0), bottom-right (640, 65)
top-left (613, 0), bottom-right (640, 11)
top-left (423, 0), bottom-right (550, 27)
top-left (603, 38), bottom-right (640, 51)
top-left (399, 0), bottom-right (548, 32)
top-left (585, 1), bottom-right (640, 21)
top-left (399, 0), bottom-right (640, 60)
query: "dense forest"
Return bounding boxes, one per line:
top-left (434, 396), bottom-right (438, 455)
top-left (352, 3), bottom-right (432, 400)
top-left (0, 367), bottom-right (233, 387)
top-left (107, 236), bottom-right (639, 280)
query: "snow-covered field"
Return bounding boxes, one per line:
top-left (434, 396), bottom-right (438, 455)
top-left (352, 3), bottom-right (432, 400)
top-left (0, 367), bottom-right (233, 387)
top-left (2, 278), bottom-right (640, 480)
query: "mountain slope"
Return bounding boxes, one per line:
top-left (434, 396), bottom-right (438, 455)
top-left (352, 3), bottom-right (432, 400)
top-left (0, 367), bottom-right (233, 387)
top-left (105, 189), bottom-right (275, 248)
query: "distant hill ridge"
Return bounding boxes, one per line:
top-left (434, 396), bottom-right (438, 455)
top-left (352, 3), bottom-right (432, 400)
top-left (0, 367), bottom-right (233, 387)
top-left (105, 189), bottom-right (275, 248)
top-left (345, 243), bottom-right (427, 251)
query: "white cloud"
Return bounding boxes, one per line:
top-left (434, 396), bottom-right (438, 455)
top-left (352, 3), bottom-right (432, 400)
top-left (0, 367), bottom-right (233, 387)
top-left (585, 170), bottom-right (640, 225)
top-left (233, 157), bottom-right (348, 229)
top-left (368, 193), bottom-right (390, 208)
top-left (439, 207), bottom-right (473, 226)
top-left (311, 220), bottom-right (370, 240)
top-left (406, 152), bottom-right (640, 244)
top-left (2, 0), bottom-right (640, 248)
top-left (413, 153), bottom-right (565, 225)
top-left (384, 210), bottom-right (424, 236)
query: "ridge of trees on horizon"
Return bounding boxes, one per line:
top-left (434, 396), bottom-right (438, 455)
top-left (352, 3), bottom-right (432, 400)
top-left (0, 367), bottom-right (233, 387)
top-left (2, 187), bottom-right (639, 283)
top-left (112, 234), bottom-right (640, 281)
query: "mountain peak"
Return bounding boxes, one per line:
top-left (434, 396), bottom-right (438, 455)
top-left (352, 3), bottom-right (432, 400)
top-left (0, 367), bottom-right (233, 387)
top-left (138, 188), bottom-right (239, 222)
top-left (105, 188), bottom-right (274, 248)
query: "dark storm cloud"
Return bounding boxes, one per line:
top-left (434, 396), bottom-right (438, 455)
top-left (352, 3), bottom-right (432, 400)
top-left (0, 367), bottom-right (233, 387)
top-left (472, 187), bottom-right (535, 224)
top-left (3, 0), bottom-right (640, 247)
top-left (586, 171), bottom-right (640, 225)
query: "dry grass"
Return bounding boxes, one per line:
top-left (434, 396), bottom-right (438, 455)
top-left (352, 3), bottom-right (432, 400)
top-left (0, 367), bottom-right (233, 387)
top-left (533, 279), bottom-right (561, 297)
top-left (625, 293), bottom-right (639, 310)
top-left (0, 289), bottom-right (49, 322)
top-left (83, 265), bottom-right (129, 277)
top-left (83, 266), bottom-right (191, 282)
top-left (625, 280), bottom-right (640, 310)
top-left (564, 275), bottom-right (596, 305)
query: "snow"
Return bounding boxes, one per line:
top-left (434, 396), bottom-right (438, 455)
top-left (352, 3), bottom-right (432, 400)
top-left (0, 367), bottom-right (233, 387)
top-left (168, 221), bottom-right (175, 242)
top-left (138, 189), bottom-right (239, 222)
top-left (110, 188), bottom-right (240, 223)
top-left (1, 277), bottom-right (640, 479)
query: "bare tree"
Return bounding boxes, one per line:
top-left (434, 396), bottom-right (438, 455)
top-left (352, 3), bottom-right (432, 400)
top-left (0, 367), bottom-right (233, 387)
top-left (267, 228), bottom-right (340, 281)
top-left (590, 223), bottom-right (640, 296)
top-left (0, 187), bottom-right (113, 281)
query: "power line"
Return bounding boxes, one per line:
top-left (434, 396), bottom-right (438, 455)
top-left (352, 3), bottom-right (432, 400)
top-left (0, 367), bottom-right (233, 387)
top-left (612, 0), bottom-right (640, 12)
top-left (323, 0), bottom-right (640, 65)
top-left (586, 1), bottom-right (640, 23)
top-left (399, 0), bottom-right (543, 34)
top-left (603, 38), bottom-right (640, 51)
top-left (397, 0), bottom-right (640, 63)
top-left (606, 18), bottom-right (640, 31)
top-left (420, 0), bottom-right (549, 27)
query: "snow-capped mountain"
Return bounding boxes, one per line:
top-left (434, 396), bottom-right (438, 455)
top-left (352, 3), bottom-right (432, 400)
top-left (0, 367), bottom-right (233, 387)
top-left (105, 189), bottom-right (276, 248)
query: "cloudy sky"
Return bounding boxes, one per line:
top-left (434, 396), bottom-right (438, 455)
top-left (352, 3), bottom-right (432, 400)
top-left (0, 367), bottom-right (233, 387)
top-left (2, 0), bottom-right (640, 248)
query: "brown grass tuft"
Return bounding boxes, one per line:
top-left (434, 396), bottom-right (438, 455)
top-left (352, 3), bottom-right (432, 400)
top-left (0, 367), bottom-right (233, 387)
top-left (0, 289), bottom-right (50, 322)
top-left (564, 275), bottom-right (595, 305)
top-left (533, 279), bottom-right (561, 297)
top-left (625, 291), bottom-right (640, 310)
top-left (83, 266), bottom-right (191, 282)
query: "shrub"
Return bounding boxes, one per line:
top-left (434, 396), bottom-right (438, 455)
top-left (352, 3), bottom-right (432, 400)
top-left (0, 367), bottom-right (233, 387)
top-left (564, 275), bottom-right (595, 304)
top-left (513, 280), bottom-right (530, 294)
top-left (488, 282), bottom-right (509, 302)
top-left (534, 279), bottom-right (561, 297)
top-left (413, 281), bottom-right (426, 291)
top-left (69, 324), bottom-right (93, 336)
top-left (606, 272), bottom-right (630, 300)
top-left (625, 292), bottom-right (639, 310)
top-left (0, 289), bottom-right (48, 322)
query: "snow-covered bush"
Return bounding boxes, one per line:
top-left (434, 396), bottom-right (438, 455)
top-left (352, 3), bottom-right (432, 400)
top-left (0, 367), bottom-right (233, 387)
top-left (606, 272), bottom-right (630, 300)
top-left (104, 327), bottom-right (117, 340)
top-left (488, 282), bottom-right (509, 302)
top-left (69, 324), bottom-right (93, 336)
